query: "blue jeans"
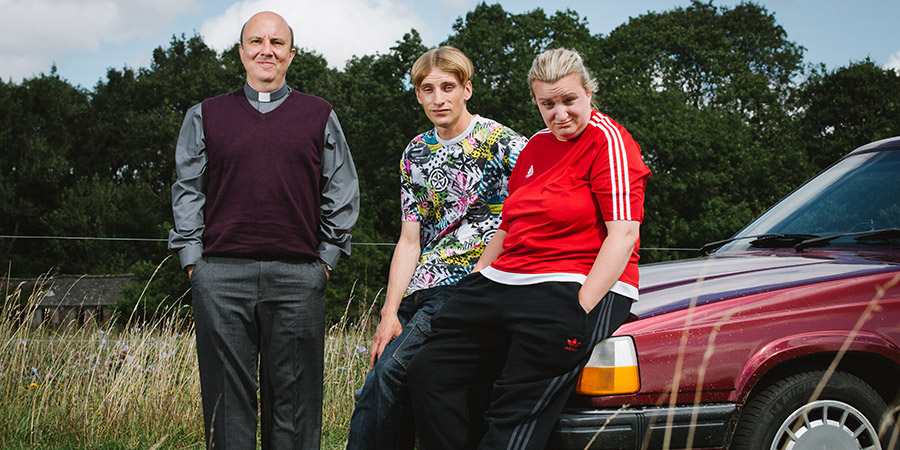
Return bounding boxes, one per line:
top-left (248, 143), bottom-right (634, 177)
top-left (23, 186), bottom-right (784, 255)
top-left (346, 285), bottom-right (455, 449)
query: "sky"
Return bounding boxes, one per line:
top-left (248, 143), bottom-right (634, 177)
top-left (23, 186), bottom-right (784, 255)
top-left (2, 0), bottom-right (898, 89)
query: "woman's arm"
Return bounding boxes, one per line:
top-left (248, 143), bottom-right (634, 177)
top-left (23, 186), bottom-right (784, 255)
top-left (473, 229), bottom-right (507, 272)
top-left (578, 220), bottom-right (640, 312)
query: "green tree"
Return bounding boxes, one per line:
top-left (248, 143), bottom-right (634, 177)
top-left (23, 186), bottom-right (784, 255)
top-left (597, 1), bottom-right (810, 252)
top-left (600, 1), bottom-right (803, 118)
top-left (87, 34), bottom-right (234, 199)
top-left (5, 2), bottom-right (898, 324)
top-left (41, 177), bottom-right (163, 274)
top-left (321, 31), bottom-right (429, 318)
top-left (0, 70), bottom-right (92, 275)
top-left (339, 31), bottom-right (429, 236)
top-left (445, 3), bottom-right (598, 134)
top-left (796, 60), bottom-right (900, 170)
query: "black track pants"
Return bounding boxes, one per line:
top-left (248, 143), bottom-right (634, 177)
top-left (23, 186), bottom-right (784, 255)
top-left (408, 273), bottom-right (632, 450)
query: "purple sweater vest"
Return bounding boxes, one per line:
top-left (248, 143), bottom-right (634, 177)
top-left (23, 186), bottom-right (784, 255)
top-left (201, 88), bottom-right (332, 260)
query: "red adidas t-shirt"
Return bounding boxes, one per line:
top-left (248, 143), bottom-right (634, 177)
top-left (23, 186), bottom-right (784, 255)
top-left (487, 111), bottom-right (651, 297)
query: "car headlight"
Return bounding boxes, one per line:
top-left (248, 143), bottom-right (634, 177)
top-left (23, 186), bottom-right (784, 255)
top-left (575, 336), bottom-right (640, 395)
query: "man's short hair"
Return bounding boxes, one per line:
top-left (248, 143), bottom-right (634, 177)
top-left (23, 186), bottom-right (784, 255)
top-left (240, 19), bottom-right (295, 49)
top-left (411, 46), bottom-right (474, 89)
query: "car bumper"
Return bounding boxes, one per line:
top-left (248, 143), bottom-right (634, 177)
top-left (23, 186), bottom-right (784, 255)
top-left (549, 403), bottom-right (740, 449)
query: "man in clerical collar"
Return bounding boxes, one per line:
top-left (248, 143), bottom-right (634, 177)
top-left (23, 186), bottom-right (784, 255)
top-left (168, 10), bottom-right (359, 449)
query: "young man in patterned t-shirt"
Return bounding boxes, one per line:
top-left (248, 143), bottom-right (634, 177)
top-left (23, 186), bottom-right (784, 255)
top-left (346, 46), bottom-right (528, 449)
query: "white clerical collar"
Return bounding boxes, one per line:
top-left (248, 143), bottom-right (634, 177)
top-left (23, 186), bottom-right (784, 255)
top-left (243, 83), bottom-right (290, 103)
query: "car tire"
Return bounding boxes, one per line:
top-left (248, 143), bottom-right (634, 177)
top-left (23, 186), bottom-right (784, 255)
top-left (731, 370), bottom-right (896, 450)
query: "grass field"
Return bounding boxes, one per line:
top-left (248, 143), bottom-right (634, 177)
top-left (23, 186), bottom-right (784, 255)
top-left (1, 274), bottom-right (376, 449)
top-left (8, 270), bottom-right (896, 449)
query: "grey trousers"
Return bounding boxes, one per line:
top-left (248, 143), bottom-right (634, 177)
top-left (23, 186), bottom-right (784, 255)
top-left (190, 256), bottom-right (327, 449)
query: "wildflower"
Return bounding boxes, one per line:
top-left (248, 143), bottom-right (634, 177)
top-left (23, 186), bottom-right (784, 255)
top-left (98, 330), bottom-right (104, 335)
top-left (29, 382), bottom-right (38, 389)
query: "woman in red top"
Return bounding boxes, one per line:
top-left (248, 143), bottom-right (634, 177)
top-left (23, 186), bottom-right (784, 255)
top-left (408, 48), bottom-right (651, 450)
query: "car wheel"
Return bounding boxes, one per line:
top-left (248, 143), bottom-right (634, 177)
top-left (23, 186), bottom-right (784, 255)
top-left (731, 370), bottom-right (896, 449)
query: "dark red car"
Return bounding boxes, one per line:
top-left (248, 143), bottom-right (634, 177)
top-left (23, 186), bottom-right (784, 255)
top-left (551, 137), bottom-right (900, 449)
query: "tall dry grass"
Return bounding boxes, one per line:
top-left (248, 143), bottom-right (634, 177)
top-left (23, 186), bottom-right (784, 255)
top-left (1, 274), bottom-right (202, 448)
top-left (322, 281), bottom-right (381, 447)
top-left (7, 266), bottom-right (896, 449)
top-left (0, 272), bottom-right (377, 449)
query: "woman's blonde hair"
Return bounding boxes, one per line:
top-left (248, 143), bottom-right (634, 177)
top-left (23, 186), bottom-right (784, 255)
top-left (528, 48), bottom-right (598, 108)
top-left (411, 46), bottom-right (474, 89)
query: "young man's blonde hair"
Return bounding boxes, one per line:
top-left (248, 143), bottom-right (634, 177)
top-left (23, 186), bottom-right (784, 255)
top-left (528, 48), bottom-right (599, 109)
top-left (411, 46), bottom-right (474, 89)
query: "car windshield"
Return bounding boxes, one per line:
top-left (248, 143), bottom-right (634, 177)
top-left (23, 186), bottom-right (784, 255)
top-left (718, 148), bottom-right (900, 252)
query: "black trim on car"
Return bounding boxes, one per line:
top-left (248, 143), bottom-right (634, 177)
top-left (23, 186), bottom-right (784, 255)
top-left (549, 403), bottom-right (739, 450)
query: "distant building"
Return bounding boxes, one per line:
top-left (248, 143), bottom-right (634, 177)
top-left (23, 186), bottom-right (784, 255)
top-left (4, 275), bottom-right (132, 327)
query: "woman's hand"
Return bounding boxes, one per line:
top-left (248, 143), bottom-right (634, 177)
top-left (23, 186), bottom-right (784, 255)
top-left (578, 286), bottom-right (603, 314)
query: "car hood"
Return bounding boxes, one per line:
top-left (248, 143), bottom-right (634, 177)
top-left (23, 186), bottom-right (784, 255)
top-left (633, 251), bottom-right (900, 319)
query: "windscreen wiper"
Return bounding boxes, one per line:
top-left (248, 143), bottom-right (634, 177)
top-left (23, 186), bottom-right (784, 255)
top-left (794, 228), bottom-right (900, 251)
top-left (699, 233), bottom-right (820, 255)
top-left (750, 233), bottom-right (820, 249)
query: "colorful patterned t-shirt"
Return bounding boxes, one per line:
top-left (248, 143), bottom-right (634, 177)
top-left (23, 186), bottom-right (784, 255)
top-left (400, 115), bottom-right (527, 296)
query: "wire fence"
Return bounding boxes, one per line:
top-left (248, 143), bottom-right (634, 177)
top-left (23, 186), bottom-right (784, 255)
top-left (0, 235), bottom-right (699, 252)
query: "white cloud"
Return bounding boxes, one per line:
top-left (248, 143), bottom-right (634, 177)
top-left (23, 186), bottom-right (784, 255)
top-left (0, 54), bottom-right (52, 83)
top-left (199, 0), bottom-right (429, 68)
top-left (886, 50), bottom-right (900, 74)
top-left (437, 0), bottom-right (472, 10)
top-left (0, 0), bottom-right (200, 81)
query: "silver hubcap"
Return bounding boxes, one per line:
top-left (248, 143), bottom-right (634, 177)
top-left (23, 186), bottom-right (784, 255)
top-left (771, 400), bottom-right (881, 450)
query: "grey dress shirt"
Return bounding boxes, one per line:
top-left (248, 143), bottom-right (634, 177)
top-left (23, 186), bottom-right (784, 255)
top-left (168, 84), bottom-right (359, 270)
